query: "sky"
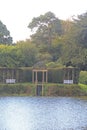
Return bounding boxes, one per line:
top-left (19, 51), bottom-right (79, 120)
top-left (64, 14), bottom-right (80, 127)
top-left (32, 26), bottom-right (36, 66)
top-left (0, 0), bottom-right (87, 43)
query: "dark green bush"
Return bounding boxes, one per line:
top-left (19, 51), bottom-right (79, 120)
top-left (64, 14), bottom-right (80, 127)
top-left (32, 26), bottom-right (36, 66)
top-left (48, 68), bottom-right (63, 83)
top-left (21, 67), bottom-right (32, 82)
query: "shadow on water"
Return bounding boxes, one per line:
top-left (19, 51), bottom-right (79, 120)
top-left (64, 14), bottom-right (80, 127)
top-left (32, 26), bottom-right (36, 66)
top-left (0, 97), bottom-right (87, 130)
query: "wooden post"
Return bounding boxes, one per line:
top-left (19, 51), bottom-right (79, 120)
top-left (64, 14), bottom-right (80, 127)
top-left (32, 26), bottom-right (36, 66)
top-left (3, 69), bottom-right (4, 83)
top-left (42, 71), bottom-right (44, 83)
top-left (68, 69), bottom-right (69, 81)
top-left (36, 71), bottom-right (37, 84)
top-left (32, 69), bottom-right (48, 96)
top-left (32, 70), bottom-right (34, 83)
top-left (42, 71), bottom-right (44, 96)
top-left (16, 69), bottom-right (19, 83)
top-left (46, 71), bottom-right (48, 83)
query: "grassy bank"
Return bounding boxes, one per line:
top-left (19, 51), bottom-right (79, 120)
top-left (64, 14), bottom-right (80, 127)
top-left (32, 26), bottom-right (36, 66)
top-left (0, 83), bottom-right (35, 96)
top-left (43, 83), bottom-right (87, 96)
top-left (0, 83), bottom-right (87, 96)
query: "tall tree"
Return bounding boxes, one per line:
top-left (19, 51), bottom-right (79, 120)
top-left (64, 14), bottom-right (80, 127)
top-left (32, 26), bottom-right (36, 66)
top-left (0, 21), bottom-right (12, 44)
top-left (73, 12), bottom-right (87, 48)
top-left (28, 12), bottom-right (62, 46)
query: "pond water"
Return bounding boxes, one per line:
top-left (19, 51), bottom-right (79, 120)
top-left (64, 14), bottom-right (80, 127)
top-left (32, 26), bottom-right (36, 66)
top-left (0, 97), bottom-right (87, 130)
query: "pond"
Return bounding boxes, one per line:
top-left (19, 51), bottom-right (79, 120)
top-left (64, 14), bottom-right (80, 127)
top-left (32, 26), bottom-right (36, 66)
top-left (0, 97), bottom-right (87, 130)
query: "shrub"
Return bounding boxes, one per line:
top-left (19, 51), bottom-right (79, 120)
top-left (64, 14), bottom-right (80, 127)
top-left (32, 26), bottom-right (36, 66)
top-left (79, 71), bottom-right (87, 84)
top-left (21, 67), bottom-right (32, 82)
top-left (48, 68), bottom-right (63, 83)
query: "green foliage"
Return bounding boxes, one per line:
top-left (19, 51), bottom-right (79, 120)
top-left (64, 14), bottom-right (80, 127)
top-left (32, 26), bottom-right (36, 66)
top-left (73, 12), bottom-right (87, 48)
top-left (46, 62), bottom-right (56, 68)
top-left (0, 45), bottom-right (18, 67)
top-left (57, 12), bottom-right (87, 69)
top-left (21, 67), bottom-right (64, 83)
top-left (28, 11), bottom-right (86, 69)
top-left (44, 83), bottom-right (87, 96)
top-left (1, 11), bottom-right (87, 70)
top-left (0, 40), bottom-right (38, 67)
top-left (16, 40), bottom-right (37, 67)
top-left (0, 21), bottom-right (12, 44)
top-left (0, 67), bottom-right (79, 84)
top-left (60, 42), bottom-right (87, 68)
top-left (28, 11), bottom-right (62, 46)
top-left (46, 62), bottom-right (64, 68)
top-left (48, 68), bottom-right (64, 83)
top-left (21, 67), bottom-right (32, 82)
top-left (24, 11), bottom-right (87, 70)
top-left (0, 83), bottom-right (35, 96)
top-left (79, 71), bottom-right (87, 84)
top-left (36, 52), bottom-right (52, 63)
top-left (79, 84), bottom-right (87, 92)
top-left (49, 41), bottom-right (63, 61)
top-left (0, 83), bottom-right (86, 96)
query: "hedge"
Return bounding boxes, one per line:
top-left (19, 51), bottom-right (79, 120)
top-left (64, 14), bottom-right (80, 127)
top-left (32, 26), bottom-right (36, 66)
top-left (0, 67), bottom-right (80, 84)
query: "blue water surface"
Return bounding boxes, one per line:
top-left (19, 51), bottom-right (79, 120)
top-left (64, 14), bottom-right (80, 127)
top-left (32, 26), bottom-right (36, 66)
top-left (0, 97), bottom-right (87, 130)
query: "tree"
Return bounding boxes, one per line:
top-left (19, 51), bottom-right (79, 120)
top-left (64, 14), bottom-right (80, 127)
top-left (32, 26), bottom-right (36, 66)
top-left (16, 40), bottom-right (38, 67)
top-left (59, 12), bottom-right (87, 70)
top-left (61, 19), bottom-right (74, 35)
top-left (28, 12), bottom-right (62, 46)
top-left (0, 39), bottom-right (38, 67)
top-left (0, 45), bottom-right (17, 67)
top-left (73, 12), bottom-right (87, 48)
top-left (0, 21), bottom-right (12, 44)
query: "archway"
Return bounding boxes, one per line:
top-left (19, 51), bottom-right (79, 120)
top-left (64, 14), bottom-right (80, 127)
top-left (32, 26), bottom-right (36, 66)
top-left (32, 62), bottom-right (48, 96)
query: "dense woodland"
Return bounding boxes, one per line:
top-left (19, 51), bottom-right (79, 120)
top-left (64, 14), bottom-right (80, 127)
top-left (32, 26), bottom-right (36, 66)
top-left (0, 11), bottom-right (87, 70)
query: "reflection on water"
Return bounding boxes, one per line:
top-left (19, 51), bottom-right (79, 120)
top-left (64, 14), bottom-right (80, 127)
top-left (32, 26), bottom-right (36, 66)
top-left (0, 97), bottom-right (87, 130)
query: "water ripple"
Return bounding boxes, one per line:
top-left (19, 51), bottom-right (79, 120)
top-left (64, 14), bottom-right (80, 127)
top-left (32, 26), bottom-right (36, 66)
top-left (0, 97), bottom-right (87, 130)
